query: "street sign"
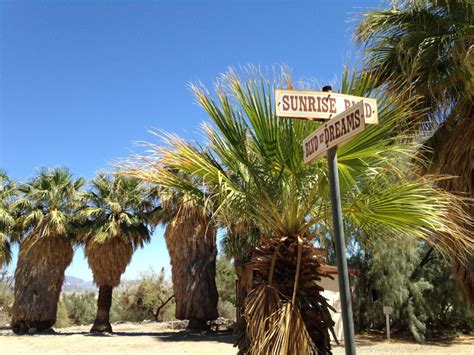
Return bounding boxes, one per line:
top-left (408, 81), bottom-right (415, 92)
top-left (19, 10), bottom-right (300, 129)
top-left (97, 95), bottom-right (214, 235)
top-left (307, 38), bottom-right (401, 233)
top-left (383, 306), bottom-right (393, 315)
top-left (303, 100), bottom-right (366, 164)
top-left (275, 89), bottom-right (378, 124)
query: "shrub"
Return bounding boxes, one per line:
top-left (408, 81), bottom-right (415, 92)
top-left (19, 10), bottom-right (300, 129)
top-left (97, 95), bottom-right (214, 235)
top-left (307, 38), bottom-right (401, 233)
top-left (218, 300), bottom-right (236, 320)
top-left (216, 257), bottom-right (236, 306)
top-left (55, 301), bottom-right (70, 328)
top-left (0, 275), bottom-right (13, 326)
top-left (58, 292), bottom-right (96, 326)
top-left (113, 268), bottom-right (175, 322)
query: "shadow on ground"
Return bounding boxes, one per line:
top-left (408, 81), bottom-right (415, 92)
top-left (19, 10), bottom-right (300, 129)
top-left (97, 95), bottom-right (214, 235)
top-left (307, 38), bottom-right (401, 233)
top-left (53, 329), bottom-right (235, 345)
top-left (353, 332), bottom-right (474, 348)
top-left (153, 331), bottom-right (234, 344)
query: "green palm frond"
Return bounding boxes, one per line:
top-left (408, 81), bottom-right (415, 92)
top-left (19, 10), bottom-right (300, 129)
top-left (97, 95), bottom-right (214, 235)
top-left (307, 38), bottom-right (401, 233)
top-left (0, 170), bottom-right (16, 266)
top-left (77, 174), bottom-right (154, 249)
top-left (119, 66), bottom-right (473, 261)
top-left (354, 0), bottom-right (473, 130)
top-left (0, 233), bottom-right (12, 267)
top-left (14, 167), bottom-right (84, 245)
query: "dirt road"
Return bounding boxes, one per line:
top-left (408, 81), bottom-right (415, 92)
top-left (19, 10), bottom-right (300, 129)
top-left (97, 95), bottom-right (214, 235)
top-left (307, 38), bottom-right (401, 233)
top-left (0, 323), bottom-right (472, 354)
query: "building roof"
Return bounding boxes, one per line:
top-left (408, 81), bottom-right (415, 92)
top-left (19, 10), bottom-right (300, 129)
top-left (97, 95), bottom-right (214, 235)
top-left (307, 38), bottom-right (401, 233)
top-left (320, 264), bottom-right (359, 276)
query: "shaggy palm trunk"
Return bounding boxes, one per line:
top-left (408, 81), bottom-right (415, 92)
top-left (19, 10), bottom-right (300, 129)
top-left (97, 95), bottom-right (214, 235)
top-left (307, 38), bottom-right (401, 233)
top-left (165, 213), bottom-right (218, 331)
top-left (436, 115), bottom-right (474, 304)
top-left (90, 285), bottom-right (113, 333)
top-left (11, 236), bottom-right (73, 334)
top-left (85, 238), bottom-right (134, 333)
top-left (237, 235), bottom-right (335, 355)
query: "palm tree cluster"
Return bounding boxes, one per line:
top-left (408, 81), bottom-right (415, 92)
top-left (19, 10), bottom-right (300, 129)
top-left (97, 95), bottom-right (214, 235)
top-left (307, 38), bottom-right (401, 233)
top-left (0, 168), bottom-right (157, 334)
top-left (119, 66), bottom-right (473, 354)
top-left (0, 2), bottom-right (472, 352)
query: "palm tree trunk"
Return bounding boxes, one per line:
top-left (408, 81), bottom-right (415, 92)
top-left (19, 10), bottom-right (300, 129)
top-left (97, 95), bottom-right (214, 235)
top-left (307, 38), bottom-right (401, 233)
top-left (165, 213), bottom-right (218, 331)
top-left (11, 237), bottom-right (73, 334)
top-left (237, 235), bottom-right (336, 355)
top-left (234, 261), bottom-right (248, 321)
top-left (90, 285), bottom-right (113, 333)
top-left (85, 238), bottom-right (134, 333)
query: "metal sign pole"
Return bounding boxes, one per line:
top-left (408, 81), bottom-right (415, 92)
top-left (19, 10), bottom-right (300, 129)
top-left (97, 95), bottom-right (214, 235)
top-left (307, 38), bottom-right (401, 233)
top-left (324, 86), bottom-right (356, 355)
top-left (277, 85), bottom-right (374, 354)
top-left (386, 313), bottom-right (391, 340)
top-left (383, 306), bottom-right (393, 340)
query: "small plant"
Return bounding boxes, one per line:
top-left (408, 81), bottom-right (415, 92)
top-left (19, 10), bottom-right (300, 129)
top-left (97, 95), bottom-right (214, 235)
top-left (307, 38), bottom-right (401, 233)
top-left (121, 269), bottom-right (175, 322)
top-left (0, 271), bottom-right (14, 326)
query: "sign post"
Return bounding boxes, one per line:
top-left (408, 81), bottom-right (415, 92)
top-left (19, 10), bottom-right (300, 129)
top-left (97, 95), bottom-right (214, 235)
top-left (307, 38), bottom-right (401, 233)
top-left (276, 86), bottom-right (378, 355)
top-left (323, 86), bottom-right (356, 355)
top-left (383, 306), bottom-right (393, 340)
top-left (328, 149), bottom-right (357, 355)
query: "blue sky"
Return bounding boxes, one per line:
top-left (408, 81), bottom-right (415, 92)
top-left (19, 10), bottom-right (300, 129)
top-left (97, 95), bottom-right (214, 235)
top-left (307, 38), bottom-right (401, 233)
top-left (0, 0), bottom-right (381, 281)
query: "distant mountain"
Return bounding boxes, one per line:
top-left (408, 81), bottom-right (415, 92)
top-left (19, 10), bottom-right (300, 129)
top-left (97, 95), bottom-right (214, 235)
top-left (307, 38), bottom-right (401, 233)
top-left (62, 276), bottom-right (96, 293)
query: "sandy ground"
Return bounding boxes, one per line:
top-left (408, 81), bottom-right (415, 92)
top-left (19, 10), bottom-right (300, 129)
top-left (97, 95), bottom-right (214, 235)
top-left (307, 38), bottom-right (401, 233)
top-left (0, 323), bottom-right (472, 354)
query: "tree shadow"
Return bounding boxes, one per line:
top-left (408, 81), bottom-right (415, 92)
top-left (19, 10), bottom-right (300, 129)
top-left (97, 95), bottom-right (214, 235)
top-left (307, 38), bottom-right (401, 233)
top-left (346, 333), bottom-right (474, 349)
top-left (152, 330), bottom-right (234, 344)
top-left (53, 329), bottom-right (235, 345)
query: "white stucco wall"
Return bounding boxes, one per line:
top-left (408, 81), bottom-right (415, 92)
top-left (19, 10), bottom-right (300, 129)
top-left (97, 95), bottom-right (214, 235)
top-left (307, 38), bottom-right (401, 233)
top-left (318, 275), bottom-right (344, 342)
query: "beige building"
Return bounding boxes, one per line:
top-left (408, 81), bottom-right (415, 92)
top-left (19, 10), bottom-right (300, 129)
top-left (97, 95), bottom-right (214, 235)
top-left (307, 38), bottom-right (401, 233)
top-left (318, 265), bottom-right (357, 342)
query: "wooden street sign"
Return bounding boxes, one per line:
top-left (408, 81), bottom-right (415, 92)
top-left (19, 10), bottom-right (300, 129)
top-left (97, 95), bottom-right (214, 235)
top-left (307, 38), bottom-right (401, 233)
top-left (275, 89), bottom-right (378, 125)
top-left (303, 100), bottom-right (366, 164)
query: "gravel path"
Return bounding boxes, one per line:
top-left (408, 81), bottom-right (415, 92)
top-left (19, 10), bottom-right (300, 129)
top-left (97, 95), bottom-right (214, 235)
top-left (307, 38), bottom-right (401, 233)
top-left (332, 336), bottom-right (473, 354)
top-left (0, 323), bottom-right (472, 354)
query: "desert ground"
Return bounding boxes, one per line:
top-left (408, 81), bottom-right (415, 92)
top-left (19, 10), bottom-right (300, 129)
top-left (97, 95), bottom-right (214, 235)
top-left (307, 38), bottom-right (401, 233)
top-left (0, 322), bottom-right (472, 355)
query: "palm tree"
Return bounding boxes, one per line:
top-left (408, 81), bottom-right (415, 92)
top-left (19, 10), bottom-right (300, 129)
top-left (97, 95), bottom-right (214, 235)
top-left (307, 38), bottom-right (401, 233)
top-left (155, 187), bottom-right (218, 331)
top-left (121, 68), bottom-right (472, 354)
top-left (77, 174), bottom-right (153, 333)
top-left (354, 0), bottom-right (474, 302)
top-left (11, 167), bottom-right (84, 334)
top-left (0, 170), bottom-right (17, 268)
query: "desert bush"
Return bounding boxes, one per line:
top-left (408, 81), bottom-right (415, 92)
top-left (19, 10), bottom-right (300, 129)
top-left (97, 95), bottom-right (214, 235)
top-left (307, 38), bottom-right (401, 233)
top-left (0, 274), bottom-right (13, 326)
top-left (59, 292), bottom-right (96, 326)
top-left (215, 257), bottom-right (236, 319)
top-left (54, 301), bottom-right (70, 328)
top-left (217, 300), bottom-right (236, 320)
top-left (53, 263), bottom-right (239, 327)
top-left (112, 269), bottom-right (175, 322)
top-left (351, 238), bottom-right (474, 340)
top-left (215, 257), bottom-right (236, 306)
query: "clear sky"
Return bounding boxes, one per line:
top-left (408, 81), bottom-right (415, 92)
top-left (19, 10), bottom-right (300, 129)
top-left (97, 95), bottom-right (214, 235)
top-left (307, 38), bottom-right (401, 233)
top-left (0, 0), bottom-right (381, 281)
